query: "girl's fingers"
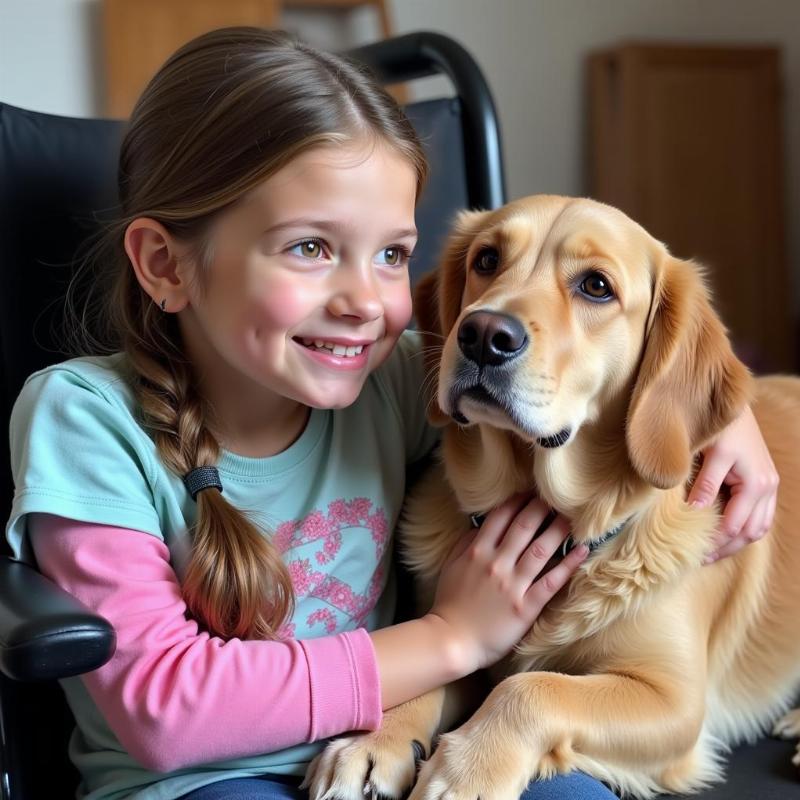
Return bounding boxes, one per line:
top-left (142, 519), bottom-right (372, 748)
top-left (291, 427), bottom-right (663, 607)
top-left (471, 494), bottom-right (532, 555)
top-left (525, 543), bottom-right (589, 612)
top-left (707, 535), bottom-right (747, 563)
top-left (687, 449), bottom-right (731, 509)
top-left (493, 498), bottom-right (555, 566)
top-left (514, 514), bottom-right (571, 579)
top-left (714, 486), bottom-right (754, 543)
top-left (708, 496), bottom-right (771, 563)
top-left (739, 497), bottom-right (770, 543)
top-left (766, 491), bottom-right (778, 535)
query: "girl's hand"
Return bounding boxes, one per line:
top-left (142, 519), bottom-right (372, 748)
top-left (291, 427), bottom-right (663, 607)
top-left (688, 405), bottom-right (779, 563)
top-left (429, 496), bottom-right (588, 672)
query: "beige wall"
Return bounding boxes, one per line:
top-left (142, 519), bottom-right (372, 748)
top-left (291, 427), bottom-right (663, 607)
top-left (3, 0), bottom-right (800, 307)
top-left (387, 1), bottom-right (800, 307)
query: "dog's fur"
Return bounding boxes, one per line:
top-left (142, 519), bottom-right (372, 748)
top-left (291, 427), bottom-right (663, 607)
top-left (305, 195), bottom-right (800, 800)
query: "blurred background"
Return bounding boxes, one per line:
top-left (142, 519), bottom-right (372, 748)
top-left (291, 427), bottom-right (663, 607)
top-left (2, 0), bottom-right (799, 373)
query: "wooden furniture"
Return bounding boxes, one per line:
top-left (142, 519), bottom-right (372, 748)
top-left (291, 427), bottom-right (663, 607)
top-left (283, 0), bottom-right (394, 40)
top-left (588, 44), bottom-right (793, 372)
top-left (102, 0), bottom-right (282, 119)
top-left (101, 0), bottom-right (398, 119)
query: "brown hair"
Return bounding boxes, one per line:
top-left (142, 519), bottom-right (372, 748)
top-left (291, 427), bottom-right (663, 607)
top-left (75, 27), bottom-right (427, 640)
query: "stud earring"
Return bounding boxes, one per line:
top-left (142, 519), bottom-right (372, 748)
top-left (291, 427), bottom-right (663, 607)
top-left (160, 298), bottom-right (166, 312)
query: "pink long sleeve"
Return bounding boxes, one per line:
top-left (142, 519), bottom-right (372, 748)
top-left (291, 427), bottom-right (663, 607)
top-left (28, 514), bottom-right (382, 773)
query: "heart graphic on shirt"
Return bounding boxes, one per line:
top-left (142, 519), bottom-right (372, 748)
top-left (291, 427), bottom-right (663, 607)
top-left (273, 498), bottom-right (389, 637)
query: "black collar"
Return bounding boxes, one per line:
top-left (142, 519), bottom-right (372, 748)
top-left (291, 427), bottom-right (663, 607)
top-left (561, 520), bottom-right (627, 557)
top-left (469, 511), bottom-right (629, 557)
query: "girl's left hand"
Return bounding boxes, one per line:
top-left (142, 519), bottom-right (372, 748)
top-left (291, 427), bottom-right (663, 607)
top-left (688, 405), bottom-right (779, 563)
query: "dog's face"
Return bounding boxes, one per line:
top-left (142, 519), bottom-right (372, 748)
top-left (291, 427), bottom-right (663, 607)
top-left (416, 195), bottom-right (750, 499)
top-left (429, 196), bottom-right (655, 447)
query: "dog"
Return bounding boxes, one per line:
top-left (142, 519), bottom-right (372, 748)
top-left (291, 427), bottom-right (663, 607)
top-left (304, 195), bottom-right (800, 799)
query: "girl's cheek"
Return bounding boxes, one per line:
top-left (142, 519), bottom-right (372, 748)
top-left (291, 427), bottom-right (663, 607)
top-left (251, 277), bottom-right (315, 330)
top-left (386, 284), bottom-right (414, 334)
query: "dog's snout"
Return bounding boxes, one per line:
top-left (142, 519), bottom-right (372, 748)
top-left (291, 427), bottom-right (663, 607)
top-left (457, 311), bottom-right (528, 367)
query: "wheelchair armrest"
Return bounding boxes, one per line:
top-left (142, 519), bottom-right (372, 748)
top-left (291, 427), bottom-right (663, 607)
top-left (0, 556), bottom-right (115, 681)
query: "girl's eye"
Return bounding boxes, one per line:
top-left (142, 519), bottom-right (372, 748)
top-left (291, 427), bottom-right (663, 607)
top-left (376, 245), bottom-right (411, 267)
top-left (290, 240), bottom-right (325, 259)
top-left (578, 272), bottom-right (614, 301)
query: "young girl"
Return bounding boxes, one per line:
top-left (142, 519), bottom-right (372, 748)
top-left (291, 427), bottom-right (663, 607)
top-left (5, 28), bottom-right (775, 800)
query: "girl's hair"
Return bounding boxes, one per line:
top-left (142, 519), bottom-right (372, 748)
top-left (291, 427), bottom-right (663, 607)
top-left (76, 27), bottom-right (427, 641)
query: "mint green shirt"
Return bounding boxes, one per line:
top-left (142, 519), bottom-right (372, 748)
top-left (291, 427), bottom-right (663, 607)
top-left (6, 330), bottom-right (438, 800)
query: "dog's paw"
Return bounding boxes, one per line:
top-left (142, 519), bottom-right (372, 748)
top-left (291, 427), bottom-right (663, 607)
top-left (409, 729), bottom-right (530, 800)
top-left (303, 732), bottom-right (426, 800)
top-left (771, 710), bottom-right (800, 772)
top-left (773, 708), bottom-right (800, 740)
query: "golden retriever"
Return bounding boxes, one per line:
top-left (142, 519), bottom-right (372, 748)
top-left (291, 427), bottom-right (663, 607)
top-left (304, 195), bottom-right (800, 799)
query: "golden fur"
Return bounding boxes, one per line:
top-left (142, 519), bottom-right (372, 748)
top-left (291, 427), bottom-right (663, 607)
top-left (305, 195), bottom-right (800, 799)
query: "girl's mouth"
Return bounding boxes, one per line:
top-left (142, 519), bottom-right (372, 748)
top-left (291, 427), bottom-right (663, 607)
top-left (292, 337), bottom-right (373, 371)
top-left (296, 338), bottom-right (365, 357)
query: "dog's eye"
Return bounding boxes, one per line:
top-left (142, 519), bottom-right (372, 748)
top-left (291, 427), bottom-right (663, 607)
top-left (579, 272), bottom-right (614, 301)
top-left (473, 247), bottom-right (499, 275)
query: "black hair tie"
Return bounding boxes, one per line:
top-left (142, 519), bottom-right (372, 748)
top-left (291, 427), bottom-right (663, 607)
top-left (183, 466), bottom-right (223, 501)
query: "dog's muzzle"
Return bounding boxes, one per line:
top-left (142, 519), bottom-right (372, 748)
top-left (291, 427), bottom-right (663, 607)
top-left (448, 310), bottom-right (524, 423)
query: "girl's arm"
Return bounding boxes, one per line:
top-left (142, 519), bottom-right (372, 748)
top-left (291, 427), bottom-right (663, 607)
top-left (30, 498), bottom-right (583, 773)
top-left (688, 404), bottom-right (779, 562)
top-left (30, 514), bottom-right (379, 773)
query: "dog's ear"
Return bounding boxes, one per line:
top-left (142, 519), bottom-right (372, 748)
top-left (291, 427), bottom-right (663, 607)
top-left (626, 253), bottom-right (752, 489)
top-left (437, 209), bottom-right (492, 332)
top-left (413, 270), bottom-right (450, 426)
top-left (413, 209), bottom-right (494, 426)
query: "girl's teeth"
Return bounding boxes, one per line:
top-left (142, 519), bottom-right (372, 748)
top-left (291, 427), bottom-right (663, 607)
top-left (300, 339), bottom-right (365, 357)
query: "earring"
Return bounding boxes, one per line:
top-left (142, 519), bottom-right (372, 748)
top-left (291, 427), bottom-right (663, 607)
top-left (160, 298), bottom-right (166, 312)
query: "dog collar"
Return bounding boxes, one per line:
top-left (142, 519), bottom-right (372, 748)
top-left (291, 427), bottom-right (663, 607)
top-left (560, 520), bottom-right (628, 557)
top-left (469, 511), bottom-right (628, 557)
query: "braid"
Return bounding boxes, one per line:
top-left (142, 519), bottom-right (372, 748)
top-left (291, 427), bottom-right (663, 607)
top-left (126, 332), bottom-right (294, 640)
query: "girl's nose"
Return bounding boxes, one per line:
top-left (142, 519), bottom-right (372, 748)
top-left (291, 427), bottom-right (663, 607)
top-left (327, 266), bottom-right (383, 321)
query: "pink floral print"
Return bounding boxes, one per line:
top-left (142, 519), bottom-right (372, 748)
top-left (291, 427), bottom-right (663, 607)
top-left (274, 498), bottom-right (391, 635)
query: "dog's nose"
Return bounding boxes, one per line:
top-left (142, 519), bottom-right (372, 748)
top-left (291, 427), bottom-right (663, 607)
top-left (457, 311), bottom-right (528, 366)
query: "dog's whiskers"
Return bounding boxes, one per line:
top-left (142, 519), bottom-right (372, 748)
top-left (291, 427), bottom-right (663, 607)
top-left (408, 345), bottom-right (445, 364)
top-left (421, 365), bottom-right (442, 417)
top-left (413, 328), bottom-right (446, 341)
top-left (421, 364), bottom-right (440, 400)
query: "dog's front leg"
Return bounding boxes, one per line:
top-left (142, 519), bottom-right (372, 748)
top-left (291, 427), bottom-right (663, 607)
top-left (411, 668), bottom-right (706, 800)
top-left (304, 686), bottom-right (447, 800)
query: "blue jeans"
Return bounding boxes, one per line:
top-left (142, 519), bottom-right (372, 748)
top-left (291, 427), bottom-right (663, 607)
top-left (178, 772), bottom-right (618, 799)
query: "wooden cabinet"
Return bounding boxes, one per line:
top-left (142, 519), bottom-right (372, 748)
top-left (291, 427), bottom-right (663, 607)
top-left (588, 44), bottom-right (793, 372)
top-left (102, 0), bottom-right (282, 119)
top-left (101, 0), bottom-right (396, 120)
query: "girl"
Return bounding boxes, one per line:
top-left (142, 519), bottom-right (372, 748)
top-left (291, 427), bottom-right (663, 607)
top-left (5, 28), bottom-right (775, 800)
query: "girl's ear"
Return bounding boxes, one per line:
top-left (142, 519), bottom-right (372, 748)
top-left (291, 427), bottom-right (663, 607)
top-left (626, 252), bottom-right (752, 489)
top-left (124, 218), bottom-right (191, 313)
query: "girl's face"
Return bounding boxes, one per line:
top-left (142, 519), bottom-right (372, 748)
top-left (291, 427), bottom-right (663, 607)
top-left (177, 139), bottom-right (418, 422)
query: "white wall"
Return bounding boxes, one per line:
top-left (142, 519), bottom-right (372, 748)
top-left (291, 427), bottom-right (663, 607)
top-left (0, 0), bottom-right (103, 117)
top-left (2, 0), bottom-right (800, 303)
top-left (388, 0), bottom-right (800, 304)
